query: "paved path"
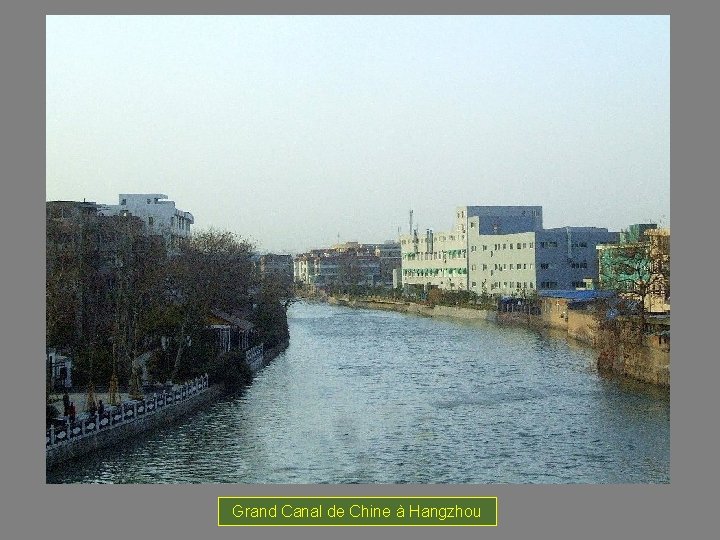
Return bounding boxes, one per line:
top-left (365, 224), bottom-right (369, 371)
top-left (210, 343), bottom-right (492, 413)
top-left (49, 391), bottom-right (137, 422)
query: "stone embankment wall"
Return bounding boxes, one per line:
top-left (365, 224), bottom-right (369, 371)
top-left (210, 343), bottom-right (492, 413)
top-left (327, 296), bottom-right (496, 321)
top-left (47, 338), bottom-right (291, 472)
top-left (596, 327), bottom-right (670, 388)
top-left (497, 308), bottom-right (669, 388)
top-left (327, 296), bottom-right (669, 388)
top-left (47, 375), bottom-right (219, 471)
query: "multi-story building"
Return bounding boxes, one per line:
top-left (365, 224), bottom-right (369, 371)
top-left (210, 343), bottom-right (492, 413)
top-left (468, 227), bottom-right (619, 296)
top-left (400, 205), bottom-right (618, 296)
top-left (46, 200), bottom-right (163, 360)
top-left (597, 224), bottom-right (669, 313)
top-left (294, 242), bottom-right (382, 289)
top-left (646, 228), bottom-right (670, 312)
top-left (399, 206), bottom-right (543, 293)
top-left (97, 193), bottom-right (194, 255)
top-left (370, 241), bottom-right (401, 287)
top-left (257, 253), bottom-right (294, 284)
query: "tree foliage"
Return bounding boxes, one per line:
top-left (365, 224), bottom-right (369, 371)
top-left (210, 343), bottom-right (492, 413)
top-left (47, 209), bottom-right (291, 389)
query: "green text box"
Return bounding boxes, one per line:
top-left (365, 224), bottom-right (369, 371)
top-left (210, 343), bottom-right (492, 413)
top-left (218, 496), bottom-right (497, 526)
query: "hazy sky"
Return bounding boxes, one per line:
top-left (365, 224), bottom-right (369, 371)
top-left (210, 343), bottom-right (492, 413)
top-left (46, 15), bottom-right (669, 253)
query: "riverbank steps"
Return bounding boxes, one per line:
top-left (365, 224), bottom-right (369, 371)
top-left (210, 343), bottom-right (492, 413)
top-left (325, 295), bottom-right (668, 388)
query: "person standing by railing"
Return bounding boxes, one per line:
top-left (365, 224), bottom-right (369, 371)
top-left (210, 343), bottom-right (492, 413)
top-left (69, 402), bottom-right (76, 423)
top-left (62, 390), bottom-right (70, 417)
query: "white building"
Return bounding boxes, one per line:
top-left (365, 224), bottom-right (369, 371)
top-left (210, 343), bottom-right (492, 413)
top-left (98, 194), bottom-right (194, 254)
top-left (399, 206), bottom-right (542, 293)
top-left (293, 243), bottom-right (382, 288)
top-left (401, 205), bottom-right (618, 296)
top-left (467, 227), bottom-right (618, 296)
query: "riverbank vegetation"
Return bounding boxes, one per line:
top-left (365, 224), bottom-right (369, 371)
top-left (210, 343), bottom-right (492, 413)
top-left (46, 214), bottom-right (292, 400)
top-left (296, 282), bottom-right (500, 311)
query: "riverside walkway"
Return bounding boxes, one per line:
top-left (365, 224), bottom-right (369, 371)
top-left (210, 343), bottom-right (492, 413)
top-left (46, 375), bottom-right (209, 456)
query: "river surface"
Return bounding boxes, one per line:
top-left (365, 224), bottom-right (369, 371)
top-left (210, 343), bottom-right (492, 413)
top-left (48, 301), bottom-right (670, 484)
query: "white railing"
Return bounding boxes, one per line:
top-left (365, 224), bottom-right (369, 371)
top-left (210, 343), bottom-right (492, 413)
top-left (46, 374), bottom-right (209, 449)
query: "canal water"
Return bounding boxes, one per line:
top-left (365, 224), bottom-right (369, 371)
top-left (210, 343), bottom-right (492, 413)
top-left (47, 301), bottom-right (670, 484)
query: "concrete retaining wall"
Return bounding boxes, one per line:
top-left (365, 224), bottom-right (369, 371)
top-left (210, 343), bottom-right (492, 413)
top-left (328, 296), bottom-right (496, 322)
top-left (47, 382), bottom-right (223, 471)
top-left (330, 296), bottom-right (669, 388)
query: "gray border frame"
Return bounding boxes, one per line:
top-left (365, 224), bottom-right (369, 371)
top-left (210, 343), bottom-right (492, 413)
top-left (4, 1), bottom-right (716, 539)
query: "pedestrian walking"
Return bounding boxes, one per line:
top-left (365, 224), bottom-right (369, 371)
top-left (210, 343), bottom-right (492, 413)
top-left (69, 401), bottom-right (76, 423)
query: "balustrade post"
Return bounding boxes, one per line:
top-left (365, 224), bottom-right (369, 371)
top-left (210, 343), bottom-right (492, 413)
top-left (50, 424), bottom-right (55, 446)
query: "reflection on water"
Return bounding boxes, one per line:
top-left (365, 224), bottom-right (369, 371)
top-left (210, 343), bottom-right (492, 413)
top-left (48, 302), bottom-right (669, 484)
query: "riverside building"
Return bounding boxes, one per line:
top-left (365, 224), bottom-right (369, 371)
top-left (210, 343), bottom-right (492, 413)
top-left (399, 206), bottom-right (542, 294)
top-left (293, 242), bottom-right (382, 289)
top-left (468, 226), bottom-right (619, 296)
top-left (400, 205), bottom-right (618, 296)
top-left (97, 193), bottom-right (194, 255)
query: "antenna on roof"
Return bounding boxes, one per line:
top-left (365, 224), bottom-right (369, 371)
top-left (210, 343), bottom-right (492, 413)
top-left (409, 209), bottom-right (413, 235)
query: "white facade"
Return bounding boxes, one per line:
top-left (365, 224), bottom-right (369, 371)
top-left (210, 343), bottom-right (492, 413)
top-left (468, 230), bottom-right (537, 295)
top-left (399, 227), bottom-right (468, 291)
top-left (293, 245), bottom-right (382, 288)
top-left (97, 194), bottom-right (194, 254)
top-left (400, 206), bottom-right (542, 293)
top-left (468, 227), bottom-right (618, 296)
top-left (400, 205), bottom-right (617, 296)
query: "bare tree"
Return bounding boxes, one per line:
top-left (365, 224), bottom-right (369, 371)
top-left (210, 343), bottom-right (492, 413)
top-left (597, 230), bottom-right (670, 340)
top-left (164, 229), bottom-right (256, 380)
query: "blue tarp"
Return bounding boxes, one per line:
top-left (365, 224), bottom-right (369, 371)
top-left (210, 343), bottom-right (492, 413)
top-left (536, 290), bottom-right (616, 301)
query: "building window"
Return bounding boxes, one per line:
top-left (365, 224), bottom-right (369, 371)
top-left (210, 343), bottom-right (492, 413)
top-left (517, 243), bottom-right (521, 249)
top-left (147, 199), bottom-right (151, 204)
top-left (121, 198), bottom-right (127, 205)
top-left (148, 216), bottom-right (154, 226)
top-left (510, 264), bottom-right (514, 270)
